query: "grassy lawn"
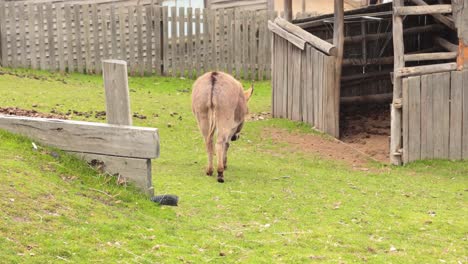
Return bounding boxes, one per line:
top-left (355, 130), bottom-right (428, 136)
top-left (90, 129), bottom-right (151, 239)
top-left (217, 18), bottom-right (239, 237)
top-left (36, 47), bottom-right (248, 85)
top-left (0, 67), bottom-right (466, 263)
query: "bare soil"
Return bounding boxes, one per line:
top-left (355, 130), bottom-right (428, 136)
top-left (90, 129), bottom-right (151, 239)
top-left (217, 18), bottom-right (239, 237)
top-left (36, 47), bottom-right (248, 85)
top-left (265, 104), bottom-right (390, 168)
top-left (0, 107), bottom-right (68, 119)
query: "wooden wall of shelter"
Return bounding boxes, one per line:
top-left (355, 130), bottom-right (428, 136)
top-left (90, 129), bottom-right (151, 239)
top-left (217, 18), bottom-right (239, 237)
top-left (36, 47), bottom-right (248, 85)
top-left (269, 19), bottom-right (339, 137)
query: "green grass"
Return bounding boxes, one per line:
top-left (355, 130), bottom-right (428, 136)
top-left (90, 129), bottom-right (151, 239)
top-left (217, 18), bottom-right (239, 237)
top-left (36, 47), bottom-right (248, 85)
top-left (0, 67), bottom-right (467, 263)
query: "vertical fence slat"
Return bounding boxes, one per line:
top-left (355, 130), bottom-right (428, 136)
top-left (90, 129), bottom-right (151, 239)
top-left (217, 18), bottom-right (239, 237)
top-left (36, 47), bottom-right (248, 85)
top-left (291, 47), bottom-right (301, 121)
top-left (145, 5), bottom-right (153, 75)
top-left (226, 9), bottom-right (233, 75)
top-left (38, 4), bottom-right (46, 69)
top-left (74, 5), bottom-right (83, 73)
top-left (56, 4), bottom-right (65, 72)
top-left (9, 3), bottom-right (17, 68)
top-left (178, 7), bottom-right (185, 77)
top-left (408, 76), bottom-right (421, 162)
top-left (249, 11), bottom-right (257, 79)
top-left (312, 49), bottom-right (319, 128)
top-left (432, 72), bottom-right (450, 158)
top-left (65, 4), bottom-right (73, 72)
top-left (202, 8), bottom-right (209, 74)
top-left (0, 2), bottom-right (6, 66)
top-left (27, 4), bottom-right (37, 69)
top-left (92, 4), bottom-right (101, 74)
top-left (170, 6), bottom-right (177, 76)
top-left (463, 70), bottom-right (468, 159)
top-left (194, 8), bottom-right (201, 77)
top-left (83, 4), bottom-right (92, 73)
top-left (187, 7), bottom-right (193, 78)
top-left (127, 5), bottom-right (136, 74)
top-left (281, 38), bottom-right (288, 118)
top-left (210, 9), bottom-right (216, 71)
top-left (420, 74), bottom-right (434, 159)
top-left (136, 5), bottom-right (144, 76)
top-left (19, 3), bottom-right (27, 67)
top-left (234, 9), bottom-right (241, 78)
top-left (218, 9), bottom-right (225, 72)
top-left (110, 5), bottom-right (118, 60)
top-left (153, 6), bottom-right (162, 75)
top-left (402, 78), bottom-right (409, 164)
top-left (242, 11), bottom-right (248, 79)
top-left (46, 3), bottom-right (55, 70)
top-left (162, 6), bottom-right (169, 75)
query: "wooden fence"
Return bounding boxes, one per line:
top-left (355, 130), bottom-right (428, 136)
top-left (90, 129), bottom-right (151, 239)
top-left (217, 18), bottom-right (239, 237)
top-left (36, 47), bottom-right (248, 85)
top-left (0, 2), bottom-right (275, 80)
top-left (402, 70), bottom-right (468, 163)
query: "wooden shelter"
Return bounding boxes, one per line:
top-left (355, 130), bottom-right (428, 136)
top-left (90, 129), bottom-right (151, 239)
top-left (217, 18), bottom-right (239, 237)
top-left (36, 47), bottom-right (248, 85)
top-left (269, 0), bottom-right (468, 164)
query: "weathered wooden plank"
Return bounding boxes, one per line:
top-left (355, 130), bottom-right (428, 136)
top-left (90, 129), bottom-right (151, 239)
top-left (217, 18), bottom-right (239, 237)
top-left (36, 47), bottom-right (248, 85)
top-left (449, 71), bottom-right (463, 160)
top-left (407, 76), bottom-right (421, 162)
top-left (249, 11), bottom-right (257, 79)
top-left (396, 63), bottom-right (458, 78)
top-left (226, 9), bottom-right (233, 75)
top-left (462, 70), bottom-right (468, 159)
top-left (74, 153), bottom-right (153, 196)
top-left (82, 4), bottom-right (92, 73)
top-left (127, 5), bottom-right (136, 74)
top-left (46, 3), bottom-right (55, 70)
top-left (300, 47), bottom-right (307, 122)
top-left (93, 4), bottom-right (102, 74)
top-left (9, 3), bottom-right (18, 68)
top-left (432, 72), bottom-right (450, 159)
top-left (218, 9), bottom-right (225, 72)
top-left (420, 74), bottom-right (434, 159)
top-left (154, 5), bottom-right (162, 75)
top-left (317, 51), bottom-right (324, 131)
top-left (102, 60), bottom-right (132, 126)
top-left (38, 4), bottom-right (46, 69)
top-left (110, 5), bottom-right (118, 60)
top-left (202, 8), bottom-right (210, 74)
top-left (145, 5), bottom-right (153, 75)
top-left (324, 54), bottom-right (337, 137)
top-left (312, 48), bottom-right (319, 128)
top-left (27, 4), bottom-right (38, 69)
top-left (194, 8), bottom-right (201, 77)
top-left (234, 9), bottom-right (241, 78)
top-left (136, 5), bottom-right (145, 76)
top-left (210, 9), bottom-right (217, 71)
top-left (178, 7), bottom-right (186, 77)
top-left (271, 34), bottom-right (277, 117)
top-left (56, 4), bottom-right (66, 73)
top-left (162, 6), bottom-right (169, 75)
top-left (19, 3), bottom-right (28, 68)
top-left (402, 78), bottom-right (410, 164)
top-left (187, 7), bottom-right (194, 78)
top-left (74, 4), bottom-right (84, 73)
top-left (0, 115), bottom-right (159, 159)
top-left (281, 37), bottom-right (288, 118)
top-left (306, 45), bottom-right (314, 125)
top-left (65, 4), bottom-right (74, 72)
top-left (267, 21), bottom-right (305, 50)
top-left (286, 42), bottom-right (293, 119)
top-left (242, 11), bottom-right (249, 78)
top-left (291, 46), bottom-right (301, 121)
top-left (170, 6), bottom-right (177, 76)
top-left (0, 2), bottom-right (7, 67)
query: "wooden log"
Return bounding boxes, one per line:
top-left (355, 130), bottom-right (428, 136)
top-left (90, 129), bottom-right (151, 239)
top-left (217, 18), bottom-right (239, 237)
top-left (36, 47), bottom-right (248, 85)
top-left (391, 0), bottom-right (404, 165)
top-left (395, 62), bottom-right (457, 77)
top-left (404, 52), bottom-right (458, 62)
top-left (268, 21), bottom-right (305, 50)
top-left (0, 115), bottom-right (159, 159)
top-left (74, 153), bottom-right (153, 196)
top-left (394, 5), bottom-right (452, 16)
top-left (274, 18), bottom-right (337, 56)
top-left (102, 60), bottom-right (132, 126)
top-left (332, 0), bottom-right (344, 138)
top-left (409, 0), bottom-right (455, 29)
top-left (434, 37), bottom-right (459, 52)
top-left (340, 93), bottom-right (393, 104)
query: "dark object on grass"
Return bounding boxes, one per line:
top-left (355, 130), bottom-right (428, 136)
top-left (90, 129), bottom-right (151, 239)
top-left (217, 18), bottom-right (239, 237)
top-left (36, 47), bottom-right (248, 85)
top-left (151, 195), bottom-right (179, 206)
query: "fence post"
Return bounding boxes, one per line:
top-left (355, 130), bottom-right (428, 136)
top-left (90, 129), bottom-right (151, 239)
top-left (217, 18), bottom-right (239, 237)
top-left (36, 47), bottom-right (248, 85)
top-left (102, 60), bottom-right (132, 126)
top-left (0, 1), bottom-right (6, 67)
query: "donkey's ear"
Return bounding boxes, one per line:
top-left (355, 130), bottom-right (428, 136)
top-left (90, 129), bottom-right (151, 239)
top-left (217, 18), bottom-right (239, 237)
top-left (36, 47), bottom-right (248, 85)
top-left (244, 85), bottom-right (254, 101)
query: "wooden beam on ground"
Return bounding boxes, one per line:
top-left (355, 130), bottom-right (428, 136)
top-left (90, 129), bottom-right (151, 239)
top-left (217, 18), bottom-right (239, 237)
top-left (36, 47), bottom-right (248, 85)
top-left (102, 60), bottom-right (133, 126)
top-left (274, 18), bottom-right (337, 56)
top-left (0, 115), bottom-right (160, 159)
top-left (395, 62), bottom-right (458, 77)
top-left (394, 5), bottom-right (452, 16)
top-left (333, 0), bottom-right (344, 138)
top-left (268, 21), bottom-right (306, 50)
top-left (409, 0), bottom-right (455, 29)
top-left (74, 153), bottom-right (153, 195)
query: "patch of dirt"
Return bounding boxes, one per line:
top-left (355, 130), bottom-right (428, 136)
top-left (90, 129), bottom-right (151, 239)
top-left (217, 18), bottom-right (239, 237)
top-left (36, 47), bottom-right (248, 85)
top-left (265, 104), bottom-right (390, 169)
top-left (0, 107), bottom-right (68, 119)
top-left (265, 128), bottom-right (377, 170)
top-left (248, 112), bottom-right (271, 121)
top-left (340, 104), bottom-right (390, 163)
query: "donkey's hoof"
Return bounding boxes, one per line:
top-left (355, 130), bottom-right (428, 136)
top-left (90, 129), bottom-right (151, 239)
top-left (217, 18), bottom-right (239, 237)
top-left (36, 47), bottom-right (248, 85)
top-left (206, 169), bottom-right (213, 176)
top-left (217, 177), bottom-right (225, 183)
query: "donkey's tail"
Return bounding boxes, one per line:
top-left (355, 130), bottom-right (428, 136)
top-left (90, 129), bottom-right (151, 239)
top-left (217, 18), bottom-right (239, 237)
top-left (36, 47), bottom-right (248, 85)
top-left (207, 71), bottom-right (219, 137)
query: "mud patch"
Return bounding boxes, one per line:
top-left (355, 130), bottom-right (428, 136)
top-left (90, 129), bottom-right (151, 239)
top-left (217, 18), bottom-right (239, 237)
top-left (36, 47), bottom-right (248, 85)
top-left (265, 128), bottom-right (380, 170)
top-left (248, 112), bottom-right (271, 121)
top-left (0, 107), bottom-right (68, 119)
top-left (340, 104), bottom-right (390, 162)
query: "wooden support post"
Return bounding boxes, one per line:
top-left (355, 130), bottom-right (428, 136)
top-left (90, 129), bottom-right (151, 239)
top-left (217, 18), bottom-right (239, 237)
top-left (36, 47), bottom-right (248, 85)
top-left (333, 0), bottom-right (344, 138)
top-left (454, 0), bottom-right (468, 69)
top-left (102, 60), bottom-right (132, 126)
top-left (284, 0), bottom-right (292, 21)
top-left (391, 0), bottom-right (404, 165)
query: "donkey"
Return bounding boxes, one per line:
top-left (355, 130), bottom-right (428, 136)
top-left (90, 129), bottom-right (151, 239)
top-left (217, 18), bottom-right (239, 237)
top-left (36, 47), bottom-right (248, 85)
top-left (191, 71), bottom-right (253, 183)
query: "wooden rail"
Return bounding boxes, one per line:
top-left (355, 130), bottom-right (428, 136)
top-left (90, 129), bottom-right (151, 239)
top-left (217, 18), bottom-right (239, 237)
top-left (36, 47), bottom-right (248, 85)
top-left (394, 5), bottom-right (452, 15)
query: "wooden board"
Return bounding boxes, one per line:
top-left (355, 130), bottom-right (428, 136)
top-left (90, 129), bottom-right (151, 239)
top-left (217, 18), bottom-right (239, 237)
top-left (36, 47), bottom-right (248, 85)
top-left (306, 45), bottom-right (314, 125)
top-left (74, 153), bottom-right (153, 196)
top-left (432, 72), bottom-right (450, 159)
top-left (407, 76), bottom-right (421, 162)
top-left (450, 71), bottom-right (463, 160)
top-left (291, 46), bottom-right (301, 121)
top-left (463, 70), bottom-right (468, 159)
top-left (0, 115), bottom-right (160, 159)
top-left (420, 74), bottom-right (434, 159)
top-left (402, 77), bottom-right (409, 163)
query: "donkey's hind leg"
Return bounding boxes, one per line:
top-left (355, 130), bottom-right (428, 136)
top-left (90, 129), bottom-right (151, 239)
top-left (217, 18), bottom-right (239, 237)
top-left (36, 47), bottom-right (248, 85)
top-left (196, 112), bottom-right (214, 176)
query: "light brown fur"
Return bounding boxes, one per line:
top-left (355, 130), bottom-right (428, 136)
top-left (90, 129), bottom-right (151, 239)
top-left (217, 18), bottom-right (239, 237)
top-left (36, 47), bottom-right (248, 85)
top-left (191, 71), bottom-right (253, 183)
